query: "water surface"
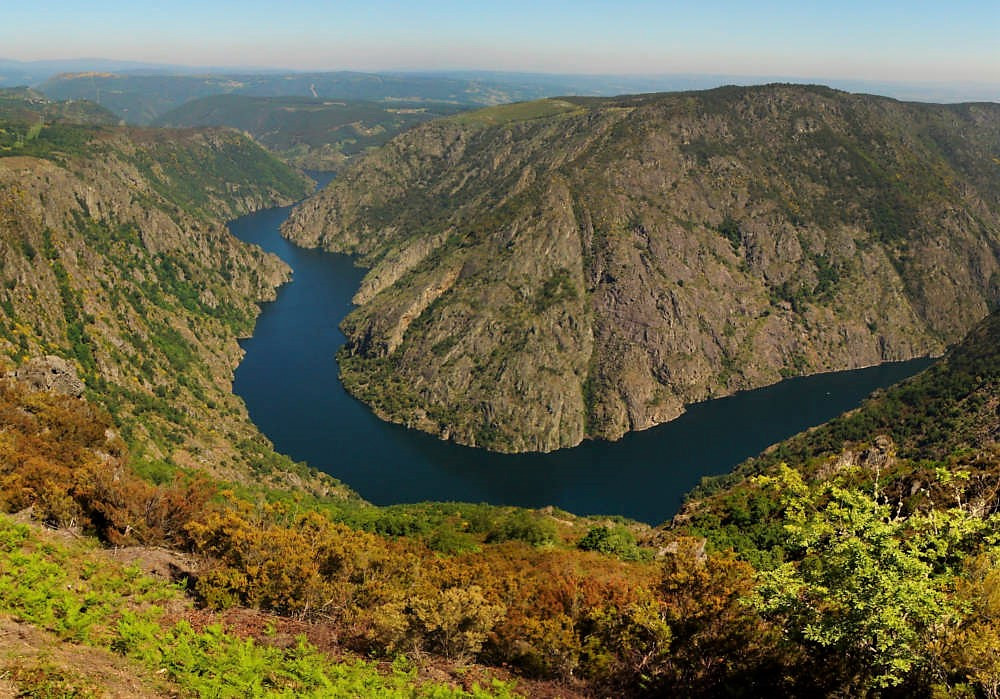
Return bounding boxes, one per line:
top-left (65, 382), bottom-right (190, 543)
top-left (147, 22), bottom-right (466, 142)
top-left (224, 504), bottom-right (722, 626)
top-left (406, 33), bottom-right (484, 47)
top-left (231, 188), bottom-right (932, 524)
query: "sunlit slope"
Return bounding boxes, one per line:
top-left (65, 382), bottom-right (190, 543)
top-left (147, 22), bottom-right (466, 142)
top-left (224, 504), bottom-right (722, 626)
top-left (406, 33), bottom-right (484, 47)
top-left (284, 84), bottom-right (1000, 452)
top-left (0, 113), bottom-right (352, 491)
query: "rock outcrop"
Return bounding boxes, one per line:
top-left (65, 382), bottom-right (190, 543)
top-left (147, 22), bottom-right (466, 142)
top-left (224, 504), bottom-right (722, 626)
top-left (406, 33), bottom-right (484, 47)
top-left (13, 355), bottom-right (85, 397)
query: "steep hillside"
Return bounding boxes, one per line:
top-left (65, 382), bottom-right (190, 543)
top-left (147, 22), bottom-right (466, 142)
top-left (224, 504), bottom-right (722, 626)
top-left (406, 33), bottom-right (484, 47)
top-left (285, 84), bottom-right (1000, 453)
top-left (0, 116), bottom-right (347, 490)
top-left (685, 307), bottom-right (1000, 509)
top-left (154, 94), bottom-right (466, 169)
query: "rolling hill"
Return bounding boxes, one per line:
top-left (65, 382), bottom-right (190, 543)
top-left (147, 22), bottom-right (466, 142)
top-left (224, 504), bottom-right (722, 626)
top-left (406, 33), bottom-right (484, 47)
top-left (38, 70), bottom-right (567, 125)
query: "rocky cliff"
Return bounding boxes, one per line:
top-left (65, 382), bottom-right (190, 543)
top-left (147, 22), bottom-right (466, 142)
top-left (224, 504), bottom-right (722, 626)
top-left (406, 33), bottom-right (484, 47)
top-left (0, 118), bottom-right (344, 490)
top-left (284, 84), bottom-right (1000, 453)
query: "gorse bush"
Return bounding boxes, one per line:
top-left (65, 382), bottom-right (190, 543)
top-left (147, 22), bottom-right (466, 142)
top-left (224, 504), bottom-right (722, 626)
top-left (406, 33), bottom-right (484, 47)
top-left (0, 514), bottom-right (519, 698)
top-left (0, 378), bottom-right (212, 546)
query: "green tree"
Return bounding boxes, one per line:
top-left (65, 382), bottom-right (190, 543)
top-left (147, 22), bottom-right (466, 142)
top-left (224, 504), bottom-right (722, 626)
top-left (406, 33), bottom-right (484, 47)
top-left (577, 525), bottom-right (649, 561)
top-left (748, 466), bottom-right (986, 691)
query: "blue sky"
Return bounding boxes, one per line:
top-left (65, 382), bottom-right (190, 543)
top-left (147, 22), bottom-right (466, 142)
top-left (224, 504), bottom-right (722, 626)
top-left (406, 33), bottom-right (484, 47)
top-left (4, 0), bottom-right (998, 82)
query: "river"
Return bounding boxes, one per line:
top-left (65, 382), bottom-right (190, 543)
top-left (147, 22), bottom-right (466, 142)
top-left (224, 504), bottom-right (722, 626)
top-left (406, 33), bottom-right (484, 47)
top-left (230, 180), bottom-right (932, 525)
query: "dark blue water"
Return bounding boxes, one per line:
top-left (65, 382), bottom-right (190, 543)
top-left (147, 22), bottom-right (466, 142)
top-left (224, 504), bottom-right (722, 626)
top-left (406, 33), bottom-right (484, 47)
top-left (231, 180), bottom-right (933, 524)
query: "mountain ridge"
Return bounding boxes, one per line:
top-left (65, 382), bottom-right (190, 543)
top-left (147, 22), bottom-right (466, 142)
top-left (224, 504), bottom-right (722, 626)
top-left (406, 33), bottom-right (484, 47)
top-left (153, 93), bottom-right (467, 169)
top-left (284, 83), bottom-right (1000, 452)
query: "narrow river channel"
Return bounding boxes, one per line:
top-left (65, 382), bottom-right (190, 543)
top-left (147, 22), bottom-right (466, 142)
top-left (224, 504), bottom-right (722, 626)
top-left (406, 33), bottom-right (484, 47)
top-left (231, 178), bottom-right (933, 525)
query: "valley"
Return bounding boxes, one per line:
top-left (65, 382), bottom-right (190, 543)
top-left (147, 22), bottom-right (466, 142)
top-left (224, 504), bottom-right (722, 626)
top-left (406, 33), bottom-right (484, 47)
top-left (286, 85), bottom-right (1000, 453)
top-left (231, 196), bottom-right (932, 523)
top-left (1, 80), bottom-right (999, 696)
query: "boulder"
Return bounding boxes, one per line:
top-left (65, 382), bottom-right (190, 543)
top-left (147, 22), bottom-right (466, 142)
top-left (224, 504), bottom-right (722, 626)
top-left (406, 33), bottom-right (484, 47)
top-left (14, 355), bottom-right (85, 397)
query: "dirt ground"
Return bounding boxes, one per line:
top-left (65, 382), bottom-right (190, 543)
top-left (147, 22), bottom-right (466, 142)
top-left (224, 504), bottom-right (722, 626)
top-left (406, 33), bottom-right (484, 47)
top-left (0, 616), bottom-right (179, 698)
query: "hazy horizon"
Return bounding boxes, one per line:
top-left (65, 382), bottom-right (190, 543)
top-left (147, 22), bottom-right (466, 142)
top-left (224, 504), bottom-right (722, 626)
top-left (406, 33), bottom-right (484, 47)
top-left (3, 57), bottom-right (997, 105)
top-left (5, 1), bottom-right (998, 86)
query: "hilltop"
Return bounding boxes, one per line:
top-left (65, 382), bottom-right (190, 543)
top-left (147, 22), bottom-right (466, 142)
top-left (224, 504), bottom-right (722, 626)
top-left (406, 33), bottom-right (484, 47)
top-left (0, 87), bottom-right (116, 127)
top-left (284, 84), bottom-right (1000, 453)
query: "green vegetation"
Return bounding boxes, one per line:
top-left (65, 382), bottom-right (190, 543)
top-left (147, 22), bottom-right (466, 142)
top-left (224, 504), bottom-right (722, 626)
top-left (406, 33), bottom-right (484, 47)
top-left (578, 525), bottom-right (650, 561)
top-left (155, 94), bottom-right (467, 169)
top-left (0, 87), bottom-right (116, 124)
top-left (533, 268), bottom-right (579, 312)
top-left (0, 121), bottom-right (96, 160)
top-left (127, 136), bottom-right (310, 219)
top-left (0, 88), bottom-right (115, 158)
top-left (749, 466), bottom-right (985, 691)
top-left (448, 99), bottom-right (583, 127)
top-left (716, 216), bottom-right (742, 251)
top-left (0, 515), bottom-right (517, 698)
top-left (44, 230), bottom-right (99, 379)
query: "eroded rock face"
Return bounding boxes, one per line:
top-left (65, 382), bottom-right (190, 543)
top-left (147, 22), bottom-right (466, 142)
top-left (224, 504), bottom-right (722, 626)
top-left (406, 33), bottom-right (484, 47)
top-left (832, 435), bottom-right (898, 475)
top-left (0, 126), bottom-right (340, 489)
top-left (285, 85), bottom-right (1000, 453)
top-left (14, 355), bottom-right (85, 397)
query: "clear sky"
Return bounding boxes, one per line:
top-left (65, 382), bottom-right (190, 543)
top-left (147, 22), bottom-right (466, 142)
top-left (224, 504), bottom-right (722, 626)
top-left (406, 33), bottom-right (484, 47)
top-left (3, 0), bottom-right (998, 83)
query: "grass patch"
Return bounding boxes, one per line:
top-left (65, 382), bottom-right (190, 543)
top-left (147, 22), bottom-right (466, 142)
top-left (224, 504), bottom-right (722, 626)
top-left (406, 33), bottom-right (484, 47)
top-left (449, 99), bottom-right (583, 127)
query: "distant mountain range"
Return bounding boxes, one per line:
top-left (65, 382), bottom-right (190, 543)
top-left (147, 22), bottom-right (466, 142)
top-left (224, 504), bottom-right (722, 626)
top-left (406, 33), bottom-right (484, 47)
top-left (3, 58), bottom-right (997, 121)
top-left (35, 70), bottom-right (570, 125)
top-left (153, 94), bottom-right (467, 169)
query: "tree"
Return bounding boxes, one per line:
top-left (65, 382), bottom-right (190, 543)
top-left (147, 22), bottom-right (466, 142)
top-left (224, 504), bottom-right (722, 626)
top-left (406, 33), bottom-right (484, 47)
top-left (577, 525), bottom-right (648, 561)
top-left (748, 466), bottom-right (984, 691)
